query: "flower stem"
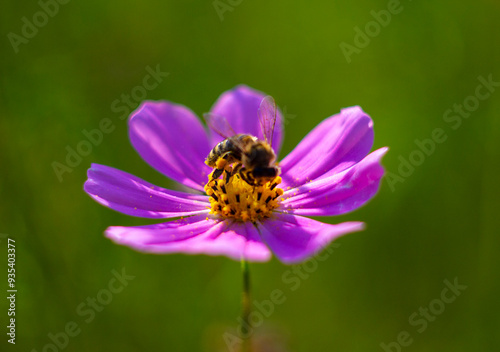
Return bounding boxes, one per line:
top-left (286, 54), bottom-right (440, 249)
top-left (241, 258), bottom-right (252, 352)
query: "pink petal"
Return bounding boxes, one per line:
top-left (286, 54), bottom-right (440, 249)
top-left (106, 214), bottom-right (214, 246)
top-left (107, 217), bottom-right (271, 262)
top-left (279, 106), bottom-right (374, 188)
top-left (280, 148), bottom-right (387, 216)
top-left (259, 213), bottom-right (365, 264)
top-left (209, 85), bottom-right (283, 155)
top-left (128, 101), bottom-right (212, 191)
top-left (84, 164), bottom-right (210, 218)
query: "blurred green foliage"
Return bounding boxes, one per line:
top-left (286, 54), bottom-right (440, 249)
top-left (1, 0), bottom-right (499, 351)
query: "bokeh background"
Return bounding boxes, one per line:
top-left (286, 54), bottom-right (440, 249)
top-left (1, 0), bottom-right (499, 351)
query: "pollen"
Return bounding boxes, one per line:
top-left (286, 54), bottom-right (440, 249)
top-left (204, 170), bottom-right (283, 222)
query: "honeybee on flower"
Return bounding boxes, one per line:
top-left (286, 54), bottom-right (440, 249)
top-left (84, 85), bottom-right (387, 264)
top-left (204, 95), bottom-right (280, 187)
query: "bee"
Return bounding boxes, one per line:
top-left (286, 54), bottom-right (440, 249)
top-left (204, 96), bottom-right (280, 186)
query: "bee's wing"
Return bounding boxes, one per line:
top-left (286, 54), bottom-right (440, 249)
top-left (203, 112), bottom-right (237, 140)
top-left (258, 95), bottom-right (277, 147)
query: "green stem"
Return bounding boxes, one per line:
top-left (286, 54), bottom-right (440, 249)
top-left (241, 259), bottom-right (251, 352)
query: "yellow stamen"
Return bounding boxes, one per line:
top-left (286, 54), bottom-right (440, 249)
top-left (204, 169), bottom-right (283, 222)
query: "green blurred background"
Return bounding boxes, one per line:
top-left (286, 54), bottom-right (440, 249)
top-left (1, 0), bottom-right (499, 351)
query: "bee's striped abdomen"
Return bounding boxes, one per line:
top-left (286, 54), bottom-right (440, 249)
top-left (205, 138), bottom-right (239, 167)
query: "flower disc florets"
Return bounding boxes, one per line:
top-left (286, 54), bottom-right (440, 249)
top-left (204, 168), bottom-right (283, 222)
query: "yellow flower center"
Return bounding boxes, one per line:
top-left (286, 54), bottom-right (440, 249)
top-left (204, 167), bottom-right (283, 222)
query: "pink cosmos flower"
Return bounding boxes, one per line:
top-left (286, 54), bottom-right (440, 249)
top-left (84, 85), bottom-right (387, 264)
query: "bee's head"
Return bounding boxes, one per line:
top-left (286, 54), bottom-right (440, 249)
top-left (243, 142), bottom-right (276, 168)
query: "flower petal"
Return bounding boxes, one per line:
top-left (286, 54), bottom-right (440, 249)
top-left (128, 101), bottom-right (212, 191)
top-left (209, 85), bottom-right (283, 155)
top-left (279, 106), bottom-right (374, 188)
top-left (106, 214), bottom-right (214, 246)
top-left (280, 147), bottom-right (387, 216)
top-left (258, 213), bottom-right (364, 264)
top-left (84, 164), bottom-right (210, 218)
top-left (107, 218), bottom-right (271, 262)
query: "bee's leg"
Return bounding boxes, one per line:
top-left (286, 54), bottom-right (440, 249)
top-left (232, 163), bottom-right (242, 179)
top-left (211, 153), bottom-right (233, 181)
top-left (237, 167), bottom-right (247, 183)
top-left (247, 170), bottom-right (256, 186)
top-left (211, 167), bottom-right (224, 181)
top-left (239, 169), bottom-right (255, 186)
top-left (248, 173), bottom-right (256, 186)
top-left (226, 163), bottom-right (240, 183)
